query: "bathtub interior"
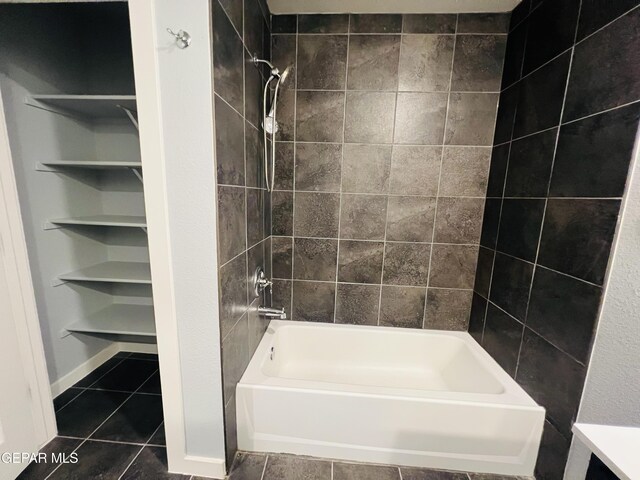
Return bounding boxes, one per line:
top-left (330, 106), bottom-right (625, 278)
top-left (261, 324), bottom-right (505, 394)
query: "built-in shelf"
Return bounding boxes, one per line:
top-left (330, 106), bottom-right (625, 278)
top-left (66, 303), bottom-right (156, 337)
top-left (47, 215), bottom-right (147, 229)
top-left (26, 94), bottom-right (136, 119)
top-left (58, 261), bottom-right (151, 284)
top-left (37, 160), bottom-right (142, 171)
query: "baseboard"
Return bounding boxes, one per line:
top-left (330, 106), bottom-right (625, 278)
top-left (169, 454), bottom-right (226, 479)
top-left (50, 342), bottom-right (159, 397)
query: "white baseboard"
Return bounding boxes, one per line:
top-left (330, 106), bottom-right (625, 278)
top-left (170, 454), bottom-right (226, 479)
top-left (50, 342), bottom-right (160, 397)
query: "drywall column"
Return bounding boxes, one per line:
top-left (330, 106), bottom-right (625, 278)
top-left (129, 0), bottom-right (226, 477)
top-left (564, 129), bottom-right (640, 479)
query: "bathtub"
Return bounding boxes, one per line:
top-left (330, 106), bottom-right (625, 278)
top-left (236, 320), bottom-right (544, 476)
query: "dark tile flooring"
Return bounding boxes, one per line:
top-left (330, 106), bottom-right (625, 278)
top-left (18, 352), bottom-right (533, 479)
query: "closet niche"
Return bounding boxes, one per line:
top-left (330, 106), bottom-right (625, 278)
top-left (0, 2), bottom-right (155, 381)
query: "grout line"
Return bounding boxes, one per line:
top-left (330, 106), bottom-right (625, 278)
top-left (260, 454), bottom-right (269, 480)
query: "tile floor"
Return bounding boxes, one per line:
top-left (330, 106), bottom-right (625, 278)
top-left (18, 352), bottom-right (532, 479)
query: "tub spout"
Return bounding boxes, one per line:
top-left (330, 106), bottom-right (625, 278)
top-left (258, 306), bottom-right (287, 319)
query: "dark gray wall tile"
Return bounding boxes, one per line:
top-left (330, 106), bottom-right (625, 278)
top-left (218, 186), bottom-right (246, 263)
top-left (500, 22), bottom-right (527, 90)
top-left (395, 92), bottom-right (448, 144)
top-left (243, 0), bottom-right (265, 57)
top-left (271, 191), bottom-right (293, 236)
top-left (335, 284), bottom-right (381, 325)
top-left (271, 236), bottom-right (293, 278)
top-left (295, 143), bottom-right (342, 192)
top-left (505, 128), bottom-right (557, 197)
top-left (402, 14), bottom-right (456, 34)
top-left (272, 279), bottom-right (292, 315)
top-left (528, 267), bottom-right (602, 363)
top-left (439, 147), bottom-right (491, 196)
top-left (245, 53), bottom-right (263, 128)
top-left (337, 240), bottom-right (384, 284)
top-left (298, 14), bottom-right (349, 33)
top-left (219, 253), bottom-right (248, 338)
top-left (550, 103), bottom-right (640, 198)
top-left (213, 0), bottom-right (244, 112)
top-left (457, 13), bottom-right (510, 33)
top-left (273, 142), bottom-right (294, 190)
top-left (516, 329), bottom-right (586, 437)
top-left (350, 14), bottom-right (402, 33)
top-left (389, 146), bottom-right (441, 195)
top-left (296, 91), bottom-right (345, 142)
top-left (293, 238), bottom-right (338, 281)
top-left (245, 123), bottom-right (262, 189)
top-left (246, 188), bottom-right (264, 247)
top-left (513, 51), bottom-right (571, 138)
top-left (486, 144), bottom-right (510, 197)
top-left (496, 199), bottom-right (546, 262)
top-left (297, 35), bottom-right (348, 90)
top-left (340, 194), bottom-right (387, 240)
top-left (433, 197), bottom-right (484, 244)
top-left (379, 286), bottom-right (426, 329)
top-left (445, 93), bottom-right (499, 145)
top-left (215, 96), bottom-right (245, 186)
top-left (535, 421), bottom-right (571, 480)
top-left (271, 35), bottom-right (297, 89)
top-left (538, 199), bottom-right (620, 285)
top-left (294, 192), bottom-right (340, 237)
top-left (342, 144), bottom-right (392, 194)
top-left (345, 91), bottom-right (396, 143)
top-left (451, 35), bottom-right (507, 92)
top-left (469, 293), bottom-right (487, 343)
top-left (577, 0), bottom-right (639, 40)
top-left (386, 196), bottom-right (436, 242)
top-left (222, 313), bottom-right (248, 404)
top-left (272, 15), bottom-right (296, 34)
top-left (474, 246), bottom-right (494, 298)
top-left (480, 198), bottom-right (501, 249)
top-left (489, 252), bottom-right (534, 321)
top-left (383, 243), bottom-right (431, 286)
top-left (291, 281), bottom-right (336, 323)
top-left (219, 0), bottom-right (242, 34)
top-left (493, 83), bottom-right (520, 143)
top-left (425, 288), bottom-right (473, 330)
top-left (347, 35), bottom-right (400, 90)
top-left (398, 35), bottom-right (454, 92)
top-left (247, 241), bottom-right (266, 301)
top-left (482, 303), bottom-right (523, 377)
top-left (429, 244), bottom-right (478, 289)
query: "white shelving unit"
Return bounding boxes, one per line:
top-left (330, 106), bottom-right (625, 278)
top-left (47, 215), bottom-right (147, 229)
top-left (37, 160), bottom-right (142, 171)
top-left (58, 261), bottom-right (152, 284)
top-left (66, 304), bottom-right (156, 337)
top-left (26, 94), bottom-right (137, 119)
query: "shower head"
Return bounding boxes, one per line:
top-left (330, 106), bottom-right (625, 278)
top-left (279, 65), bottom-right (294, 86)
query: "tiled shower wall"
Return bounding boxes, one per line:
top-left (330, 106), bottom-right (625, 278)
top-left (269, 13), bottom-right (508, 329)
top-left (211, 0), bottom-right (272, 466)
top-left (469, 1), bottom-right (640, 478)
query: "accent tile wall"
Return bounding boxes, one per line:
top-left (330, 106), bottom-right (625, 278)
top-left (469, 1), bottom-right (640, 478)
top-left (211, 0), bottom-right (271, 467)
top-left (270, 13), bottom-right (508, 330)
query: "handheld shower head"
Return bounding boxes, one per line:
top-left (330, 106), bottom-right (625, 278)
top-left (279, 65), bottom-right (294, 86)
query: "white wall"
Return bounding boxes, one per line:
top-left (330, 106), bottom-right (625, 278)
top-left (564, 128), bottom-right (640, 479)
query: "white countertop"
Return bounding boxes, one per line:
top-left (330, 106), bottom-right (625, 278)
top-left (573, 423), bottom-right (640, 480)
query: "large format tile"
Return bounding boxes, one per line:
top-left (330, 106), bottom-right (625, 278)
top-left (535, 421), bottom-right (571, 480)
top-left (527, 267), bottom-right (602, 363)
top-left (445, 93), bottom-right (499, 146)
top-left (500, 23), bottom-right (527, 90)
top-left (339, 194), bottom-right (387, 240)
top-left (295, 143), bottom-right (342, 192)
top-left (474, 246), bottom-right (494, 298)
top-left (537, 199), bottom-right (621, 285)
top-left (73, 356), bottom-right (123, 388)
top-left (271, 191), bottom-right (293, 236)
top-left (350, 14), bottom-right (402, 33)
top-left (298, 14), bottom-right (349, 33)
top-left (273, 142), bottom-right (294, 190)
top-left (429, 244), bottom-right (479, 289)
top-left (221, 314), bottom-right (249, 404)
top-left (292, 281), bottom-right (336, 322)
top-left (345, 91), bottom-right (396, 143)
top-left (433, 197), bottom-right (484, 244)
top-left (439, 147), bottom-right (491, 196)
top-left (486, 144), bottom-right (509, 198)
top-left (402, 14), bottom-right (457, 34)
top-left (564, 7), bottom-right (640, 121)
top-left (383, 243), bottom-right (431, 286)
top-left (212, 0), bottom-right (243, 112)
top-left (243, 0), bottom-right (265, 58)
top-left (48, 440), bottom-right (140, 480)
top-left (389, 146), bottom-right (441, 196)
top-left (342, 144), bottom-right (392, 194)
top-left (262, 454), bottom-right (332, 480)
top-left (138, 371), bottom-right (161, 394)
top-left (398, 35), bottom-right (454, 92)
top-left (17, 437), bottom-right (81, 480)
top-left (496, 199), bottom-right (546, 262)
top-left (516, 329), bottom-right (587, 437)
top-left (402, 466), bottom-right (468, 479)
top-left (493, 83), bottom-right (520, 144)
top-left (337, 240), bottom-right (384, 284)
top-left (218, 186), bottom-right (247, 263)
top-left (347, 35), bottom-right (401, 91)
top-left (272, 236), bottom-right (293, 278)
top-left (219, 0), bottom-right (242, 34)
top-left (53, 387), bottom-right (84, 411)
top-left (504, 128), bottom-right (557, 197)
top-left (121, 446), bottom-right (189, 480)
top-left (275, 88), bottom-right (295, 141)
top-left (293, 238), bottom-right (339, 281)
top-left (91, 393), bottom-right (164, 443)
top-left (245, 123), bottom-right (263, 188)
top-left (379, 286), bottom-right (426, 329)
top-left (335, 283), bottom-right (381, 325)
top-left (297, 35), bottom-right (348, 90)
top-left (90, 358), bottom-right (158, 393)
top-left (458, 13), bottom-right (510, 33)
top-left (333, 461), bottom-right (400, 480)
top-left (271, 35), bottom-right (297, 89)
top-left (468, 293), bottom-right (487, 343)
top-left (215, 96), bottom-right (245, 186)
top-left (246, 189), bottom-right (265, 247)
top-left (296, 91), bottom-right (345, 142)
top-left (489, 252), bottom-right (534, 321)
top-left (395, 92), bottom-right (448, 144)
top-left (225, 452), bottom-right (267, 480)
top-left (386, 196), bottom-right (436, 242)
top-left (424, 288), bottom-right (473, 331)
top-left (482, 303), bottom-right (523, 377)
top-left (219, 253), bottom-right (247, 338)
top-left (294, 192), bottom-right (340, 238)
top-left (550, 103), bottom-right (640, 198)
top-left (577, 0), bottom-right (639, 40)
top-left (451, 35), bottom-right (506, 92)
top-left (480, 198), bottom-right (501, 249)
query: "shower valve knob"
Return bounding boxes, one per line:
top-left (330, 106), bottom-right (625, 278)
top-left (253, 267), bottom-right (272, 297)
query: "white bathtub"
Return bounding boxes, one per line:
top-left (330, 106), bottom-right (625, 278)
top-left (236, 320), bottom-right (544, 476)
